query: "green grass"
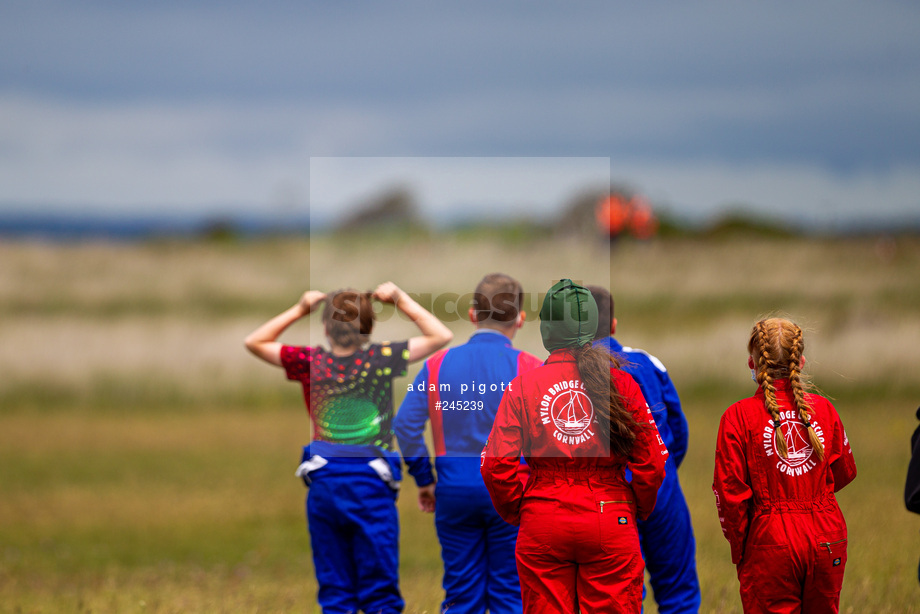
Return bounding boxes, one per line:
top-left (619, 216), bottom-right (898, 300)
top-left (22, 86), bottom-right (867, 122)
top-left (3, 390), bottom-right (917, 613)
top-left (2, 233), bottom-right (920, 612)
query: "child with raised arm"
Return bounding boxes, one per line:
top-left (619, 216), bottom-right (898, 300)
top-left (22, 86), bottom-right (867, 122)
top-left (713, 317), bottom-right (856, 614)
top-left (245, 282), bottom-right (452, 614)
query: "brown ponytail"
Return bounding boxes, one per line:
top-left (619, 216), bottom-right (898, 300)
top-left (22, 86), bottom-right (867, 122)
top-left (572, 344), bottom-right (642, 458)
top-left (748, 318), bottom-right (824, 461)
top-left (322, 289), bottom-right (375, 349)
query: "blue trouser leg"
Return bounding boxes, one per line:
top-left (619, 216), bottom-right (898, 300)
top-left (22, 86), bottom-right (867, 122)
top-left (353, 479), bottom-right (402, 614)
top-left (307, 468), bottom-right (404, 614)
top-left (435, 487), bottom-right (522, 614)
top-left (638, 468), bottom-right (701, 614)
top-left (483, 503), bottom-right (523, 614)
top-left (435, 488), bottom-right (487, 614)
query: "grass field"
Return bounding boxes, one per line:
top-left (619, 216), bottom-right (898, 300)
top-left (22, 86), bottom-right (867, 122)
top-left (1, 231), bottom-right (919, 613)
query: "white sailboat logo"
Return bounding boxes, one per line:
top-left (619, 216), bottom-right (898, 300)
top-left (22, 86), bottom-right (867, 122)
top-left (780, 421), bottom-right (813, 466)
top-left (552, 389), bottom-right (594, 436)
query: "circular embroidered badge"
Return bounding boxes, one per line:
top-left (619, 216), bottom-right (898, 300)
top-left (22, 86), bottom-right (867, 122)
top-left (551, 389), bottom-right (595, 436)
top-left (763, 412), bottom-right (825, 476)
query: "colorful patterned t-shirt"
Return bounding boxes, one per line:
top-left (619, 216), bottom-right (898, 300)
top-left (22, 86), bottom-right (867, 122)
top-left (281, 341), bottom-right (410, 450)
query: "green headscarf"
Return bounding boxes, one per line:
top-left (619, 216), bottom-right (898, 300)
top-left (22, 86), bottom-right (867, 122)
top-left (539, 279), bottom-right (599, 352)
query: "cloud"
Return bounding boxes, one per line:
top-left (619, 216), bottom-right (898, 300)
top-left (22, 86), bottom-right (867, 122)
top-left (1, 1), bottom-right (918, 226)
top-left (0, 95), bottom-right (313, 211)
top-left (1, 93), bottom-right (918, 230)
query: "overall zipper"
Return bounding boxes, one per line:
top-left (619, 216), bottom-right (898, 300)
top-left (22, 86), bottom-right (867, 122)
top-left (599, 500), bottom-right (630, 513)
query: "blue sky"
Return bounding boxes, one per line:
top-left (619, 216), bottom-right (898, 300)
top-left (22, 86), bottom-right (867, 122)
top-left (1, 1), bottom-right (919, 229)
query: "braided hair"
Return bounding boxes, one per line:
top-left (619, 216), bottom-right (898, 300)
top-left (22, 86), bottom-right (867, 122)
top-left (748, 318), bottom-right (825, 461)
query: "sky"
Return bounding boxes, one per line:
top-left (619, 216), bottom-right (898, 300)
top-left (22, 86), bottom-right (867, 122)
top-left (1, 1), bottom-right (919, 230)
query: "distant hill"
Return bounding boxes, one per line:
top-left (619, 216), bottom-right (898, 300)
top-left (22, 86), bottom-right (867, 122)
top-left (0, 212), bottom-right (311, 241)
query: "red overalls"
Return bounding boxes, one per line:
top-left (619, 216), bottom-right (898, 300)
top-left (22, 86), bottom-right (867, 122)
top-left (713, 380), bottom-right (857, 614)
top-left (481, 349), bottom-right (668, 614)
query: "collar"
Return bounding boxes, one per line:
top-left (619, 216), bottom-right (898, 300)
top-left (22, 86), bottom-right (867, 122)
top-left (469, 328), bottom-right (513, 346)
top-left (755, 378), bottom-right (791, 397)
top-left (545, 348), bottom-right (577, 364)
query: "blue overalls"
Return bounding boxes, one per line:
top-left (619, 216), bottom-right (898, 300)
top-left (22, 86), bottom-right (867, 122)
top-left (298, 440), bottom-right (405, 614)
top-left (395, 330), bottom-right (543, 614)
top-left (595, 336), bottom-right (701, 614)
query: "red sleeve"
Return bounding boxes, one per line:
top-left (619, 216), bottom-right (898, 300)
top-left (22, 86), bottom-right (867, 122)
top-left (620, 373), bottom-right (668, 520)
top-left (481, 379), bottom-right (527, 526)
top-left (826, 400), bottom-right (857, 492)
top-left (280, 345), bottom-right (313, 381)
top-left (712, 404), bottom-right (753, 565)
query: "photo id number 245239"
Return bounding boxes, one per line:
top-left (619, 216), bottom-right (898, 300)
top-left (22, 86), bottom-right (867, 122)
top-left (435, 400), bottom-right (484, 411)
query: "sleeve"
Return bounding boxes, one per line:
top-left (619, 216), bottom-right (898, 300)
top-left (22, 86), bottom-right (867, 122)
top-left (394, 364), bottom-right (435, 487)
top-left (906, 408), bottom-right (920, 514)
top-left (481, 379), bottom-right (527, 526)
top-left (622, 375), bottom-right (668, 521)
top-left (712, 406), bottom-right (753, 565)
top-left (657, 367), bottom-right (689, 468)
top-left (826, 400), bottom-right (857, 493)
top-left (280, 345), bottom-right (312, 380)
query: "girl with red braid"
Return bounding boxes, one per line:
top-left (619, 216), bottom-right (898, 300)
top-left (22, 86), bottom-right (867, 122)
top-left (713, 317), bottom-right (857, 614)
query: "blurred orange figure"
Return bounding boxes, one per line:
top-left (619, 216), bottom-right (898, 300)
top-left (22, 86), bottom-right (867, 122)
top-left (595, 193), bottom-right (658, 240)
top-left (628, 195), bottom-right (658, 240)
top-left (595, 194), bottom-right (630, 238)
